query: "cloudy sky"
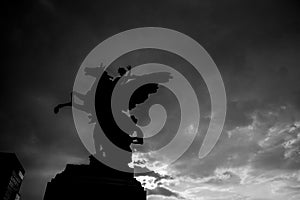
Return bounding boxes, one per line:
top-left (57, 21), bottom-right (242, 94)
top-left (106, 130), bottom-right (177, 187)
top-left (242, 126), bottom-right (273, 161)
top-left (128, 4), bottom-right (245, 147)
top-left (2, 0), bottom-right (300, 199)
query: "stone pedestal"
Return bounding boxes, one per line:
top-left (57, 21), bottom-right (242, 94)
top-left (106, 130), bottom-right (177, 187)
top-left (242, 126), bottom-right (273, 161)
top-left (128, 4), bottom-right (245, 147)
top-left (44, 155), bottom-right (146, 200)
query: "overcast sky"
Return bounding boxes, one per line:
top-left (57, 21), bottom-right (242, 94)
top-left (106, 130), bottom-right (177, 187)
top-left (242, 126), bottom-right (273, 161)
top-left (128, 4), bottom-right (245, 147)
top-left (2, 0), bottom-right (300, 199)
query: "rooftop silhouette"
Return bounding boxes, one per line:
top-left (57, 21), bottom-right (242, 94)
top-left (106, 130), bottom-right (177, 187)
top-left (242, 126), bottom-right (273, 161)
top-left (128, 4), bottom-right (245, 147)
top-left (0, 152), bottom-right (25, 200)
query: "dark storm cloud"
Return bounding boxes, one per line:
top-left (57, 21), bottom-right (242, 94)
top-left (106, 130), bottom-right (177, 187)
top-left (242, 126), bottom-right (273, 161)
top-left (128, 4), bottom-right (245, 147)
top-left (224, 100), bottom-right (257, 129)
top-left (2, 0), bottom-right (300, 199)
top-left (148, 186), bottom-right (183, 199)
top-left (0, 89), bottom-right (89, 198)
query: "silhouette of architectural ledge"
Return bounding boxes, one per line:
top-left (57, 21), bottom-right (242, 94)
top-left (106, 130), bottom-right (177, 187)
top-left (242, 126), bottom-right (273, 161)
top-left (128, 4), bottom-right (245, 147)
top-left (43, 155), bottom-right (146, 200)
top-left (0, 152), bottom-right (25, 200)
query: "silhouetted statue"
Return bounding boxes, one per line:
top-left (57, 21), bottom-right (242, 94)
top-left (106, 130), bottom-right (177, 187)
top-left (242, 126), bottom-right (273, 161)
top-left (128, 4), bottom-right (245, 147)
top-left (54, 92), bottom-right (73, 114)
top-left (54, 64), bottom-right (174, 163)
top-left (95, 66), bottom-right (144, 153)
top-left (73, 65), bottom-right (105, 156)
top-left (53, 65), bottom-right (144, 156)
top-left (49, 64), bottom-right (177, 200)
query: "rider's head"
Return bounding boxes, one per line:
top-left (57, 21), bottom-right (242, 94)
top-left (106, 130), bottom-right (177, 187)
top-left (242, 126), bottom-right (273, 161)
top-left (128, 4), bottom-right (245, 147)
top-left (118, 67), bottom-right (127, 76)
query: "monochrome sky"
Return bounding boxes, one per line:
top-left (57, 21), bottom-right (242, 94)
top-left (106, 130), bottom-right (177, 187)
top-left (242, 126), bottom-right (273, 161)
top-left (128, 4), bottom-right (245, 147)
top-left (1, 0), bottom-right (300, 199)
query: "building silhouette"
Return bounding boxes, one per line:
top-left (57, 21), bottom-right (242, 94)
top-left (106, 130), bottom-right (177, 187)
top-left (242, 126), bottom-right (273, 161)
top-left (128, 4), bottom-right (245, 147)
top-left (0, 152), bottom-right (25, 200)
top-left (43, 155), bottom-right (146, 200)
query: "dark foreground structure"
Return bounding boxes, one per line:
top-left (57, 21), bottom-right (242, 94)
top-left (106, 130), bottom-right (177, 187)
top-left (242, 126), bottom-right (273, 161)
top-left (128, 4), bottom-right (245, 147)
top-left (47, 66), bottom-right (150, 199)
top-left (43, 155), bottom-right (146, 200)
top-left (0, 152), bottom-right (25, 200)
